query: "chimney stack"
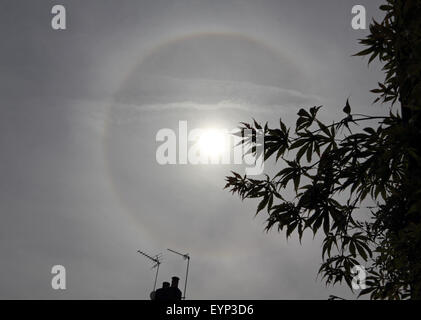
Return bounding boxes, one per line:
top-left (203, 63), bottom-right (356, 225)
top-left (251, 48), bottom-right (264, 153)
top-left (151, 276), bottom-right (182, 301)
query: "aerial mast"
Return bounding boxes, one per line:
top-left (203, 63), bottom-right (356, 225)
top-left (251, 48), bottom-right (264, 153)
top-left (137, 249), bottom-right (162, 293)
top-left (167, 248), bottom-right (190, 299)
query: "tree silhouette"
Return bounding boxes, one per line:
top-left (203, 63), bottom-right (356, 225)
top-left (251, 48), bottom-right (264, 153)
top-left (225, 0), bottom-right (421, 299)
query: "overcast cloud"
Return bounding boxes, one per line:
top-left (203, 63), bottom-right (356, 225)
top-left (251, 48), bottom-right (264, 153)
top-left (0, 0), bottom-right (386, 299)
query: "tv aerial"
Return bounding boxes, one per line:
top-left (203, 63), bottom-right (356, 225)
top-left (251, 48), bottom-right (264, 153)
top-left (137, 249), bottom-right (163, 292)
top-left (167, 248), bottom-right (190, 299)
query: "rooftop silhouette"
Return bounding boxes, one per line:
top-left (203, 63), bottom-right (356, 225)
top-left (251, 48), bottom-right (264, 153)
top-left (150, 276), bottom-right (182, 301)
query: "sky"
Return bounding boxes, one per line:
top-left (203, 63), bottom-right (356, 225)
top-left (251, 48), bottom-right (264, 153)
top-left (0, 0), bottom-right (387, 299)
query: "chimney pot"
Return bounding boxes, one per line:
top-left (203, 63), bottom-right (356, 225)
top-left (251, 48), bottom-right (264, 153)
top-left (171, 276), bottom-right (180, 288)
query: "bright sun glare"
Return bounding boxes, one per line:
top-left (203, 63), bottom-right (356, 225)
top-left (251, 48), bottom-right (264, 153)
top-left (198, 129), bottom-right (227, 158)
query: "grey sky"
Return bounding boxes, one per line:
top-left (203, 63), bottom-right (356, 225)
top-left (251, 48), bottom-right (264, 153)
top-left (0, 0), bottom-right (386, 299)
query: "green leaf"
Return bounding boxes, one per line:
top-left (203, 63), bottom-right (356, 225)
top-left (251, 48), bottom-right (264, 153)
top-left (323, 212), bottom-right (330, 235)
top-left (306, 142), bottom-right (313, 163)
top-left (296, 145), bottom-right (307, 162)
top-left (293, 175), bottom-right (301, 192)
top-left (290, 139), bottom-right (307, 150)
top-left (317, 120), bottom-right (331, 137)
top-left (349, 241), bottom-right (356, 257)
top-left (343, 99), bottom-right (351, 115)
top-left (356, 243), bottom-right (368, 261)
top-left (256, 195), bottom-right (269, 216)
top-left (353, 47), bottom-right (374, 57)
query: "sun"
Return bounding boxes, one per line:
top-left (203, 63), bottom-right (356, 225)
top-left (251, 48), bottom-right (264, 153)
top-left (198, 129), bottom-right (227, 158)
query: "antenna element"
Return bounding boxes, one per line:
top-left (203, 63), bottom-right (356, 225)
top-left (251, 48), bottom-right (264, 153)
top-left (167, 248), bottom-right (190, 299)
top-left (137, 249), bottom-right (162, 292)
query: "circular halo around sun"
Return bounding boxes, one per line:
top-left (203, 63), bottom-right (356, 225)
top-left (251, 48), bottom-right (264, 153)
top-left (104, 32), bottom-right (305, 245)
